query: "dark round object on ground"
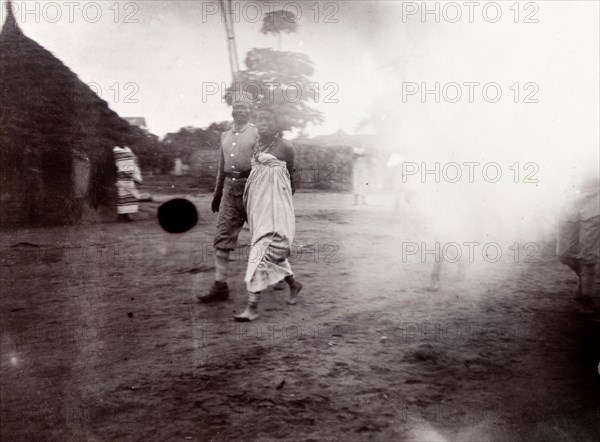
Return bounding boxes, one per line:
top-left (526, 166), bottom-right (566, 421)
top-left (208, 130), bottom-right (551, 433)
top-left (158, 199), bottom-right (198, 233)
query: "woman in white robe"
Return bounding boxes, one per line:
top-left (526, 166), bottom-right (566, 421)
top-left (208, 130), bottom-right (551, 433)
top-left (234, 110), bottom-right (302, 321)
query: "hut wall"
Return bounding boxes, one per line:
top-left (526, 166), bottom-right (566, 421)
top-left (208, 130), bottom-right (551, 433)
top-left (0, 10), bottom-right (131, 227)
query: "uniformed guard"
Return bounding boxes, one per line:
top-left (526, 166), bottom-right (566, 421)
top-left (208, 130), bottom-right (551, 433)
top-left (199, 97), bottom-right (258, 303)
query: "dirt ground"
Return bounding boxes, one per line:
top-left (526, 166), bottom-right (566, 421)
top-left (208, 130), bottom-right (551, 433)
top-left (1, 192), bottom-right (599, 441)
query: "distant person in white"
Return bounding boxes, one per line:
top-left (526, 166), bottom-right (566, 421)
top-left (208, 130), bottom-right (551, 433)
top-left (557, 173), bottom-right (600, 313)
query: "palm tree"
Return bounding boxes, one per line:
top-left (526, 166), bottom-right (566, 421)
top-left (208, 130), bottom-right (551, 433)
top-left (260, 10), bottom-right (298, 51)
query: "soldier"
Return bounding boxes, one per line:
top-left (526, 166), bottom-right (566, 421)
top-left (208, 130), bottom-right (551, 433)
top-left (199, 98), bottom-right (258, 303)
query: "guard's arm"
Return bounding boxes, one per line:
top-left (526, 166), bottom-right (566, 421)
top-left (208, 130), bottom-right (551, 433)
top-left (212, 139), bottom-right (226, 212)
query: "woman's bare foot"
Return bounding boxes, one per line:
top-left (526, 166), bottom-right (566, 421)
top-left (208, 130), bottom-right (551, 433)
top-left (286, 282), bottom-right (303, 305)
top-left (233, 305), bottom-right (260, 322)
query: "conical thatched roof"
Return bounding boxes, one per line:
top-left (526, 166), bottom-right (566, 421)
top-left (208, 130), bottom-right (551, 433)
top-left (0, 1), bottom-right (136, 225)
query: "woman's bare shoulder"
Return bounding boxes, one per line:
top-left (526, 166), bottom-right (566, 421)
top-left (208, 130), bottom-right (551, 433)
top-left (273, 139), bottom-right (294, 162)
top-left (277, 139), bottom-right (294, 150)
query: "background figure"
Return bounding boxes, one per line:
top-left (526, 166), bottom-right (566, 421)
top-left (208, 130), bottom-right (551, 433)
top-left (234, 109), bottom-right (302, 322)
top-left (401, 179), bottom-right (480, 292)
top-left (386, 152), bottom-right (411, 213)
top-left (113, 145), bottom-right (142, 222)
top-left (352, 147), bottom-right (368, 205)
top-left (557, 174), bottom-right (600, 312)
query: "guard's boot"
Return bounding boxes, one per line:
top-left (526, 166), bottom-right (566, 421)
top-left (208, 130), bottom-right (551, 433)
top-left (118, 214), bottom-right (132, 222)
top-left (199, 281), bottom-right (229, 303)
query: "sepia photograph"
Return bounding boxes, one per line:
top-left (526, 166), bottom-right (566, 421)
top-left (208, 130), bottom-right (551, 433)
top-left (0, 1), bottom-right (599, 440)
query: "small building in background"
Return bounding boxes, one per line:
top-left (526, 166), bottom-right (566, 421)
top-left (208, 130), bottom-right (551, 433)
top-left (123, 117), bottom-right (147, 130)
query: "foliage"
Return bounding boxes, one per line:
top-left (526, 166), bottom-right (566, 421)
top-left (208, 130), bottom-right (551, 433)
top-left (260, 10), bottom-right (298, 36)
top-left (160, 122), bottom-right (231, 169)
top-left (128, 128), bottom-right (172, 174)
top-left (224, 48), bottom-right (323, 132)
top-left (221, 6), bottom-right (322, 133)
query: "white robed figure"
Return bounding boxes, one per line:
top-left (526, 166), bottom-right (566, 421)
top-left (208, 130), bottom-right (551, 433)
top-left (352, 147), bottom-right (369, 205)
top-left (244, 151), bottom-right (295, 290)
top-left (234, 109), bottom-right (303, 322)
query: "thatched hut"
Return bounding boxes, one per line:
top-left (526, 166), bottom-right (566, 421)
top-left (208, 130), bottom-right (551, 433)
top-left (0, 2), bottom-right (138, 226)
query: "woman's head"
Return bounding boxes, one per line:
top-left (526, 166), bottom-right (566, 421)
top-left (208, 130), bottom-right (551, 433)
top-left (256, 108), bottom-right (282, 138)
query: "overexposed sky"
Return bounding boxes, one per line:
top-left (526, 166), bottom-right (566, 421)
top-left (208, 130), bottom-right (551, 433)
top-left (3, 0), bottom-right (396, 136)
top-left (1, 0), bottom-right (598, 163)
